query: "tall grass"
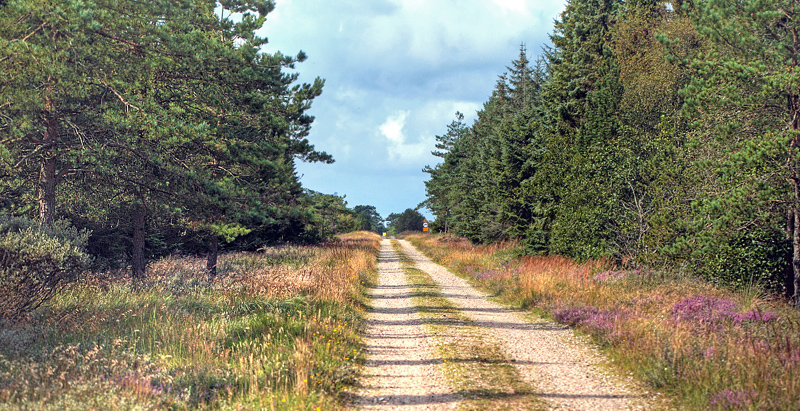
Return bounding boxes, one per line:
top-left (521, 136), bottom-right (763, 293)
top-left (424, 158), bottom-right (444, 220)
top-left (0, 231), bottom-right (380, 410)
top-left (408, 234), bottom-right (800, 410)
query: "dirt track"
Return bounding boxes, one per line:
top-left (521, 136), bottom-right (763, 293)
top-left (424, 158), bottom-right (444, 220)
top-left (355, 239), bottom-right (654, 410)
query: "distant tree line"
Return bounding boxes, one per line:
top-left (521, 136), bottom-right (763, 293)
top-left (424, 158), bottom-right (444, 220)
top-left (0, 0), bottom-right (381, 288)
top-left (386, 208), bottom-right (426, 235)
top-left (422, 0), bottom-right (800, 301)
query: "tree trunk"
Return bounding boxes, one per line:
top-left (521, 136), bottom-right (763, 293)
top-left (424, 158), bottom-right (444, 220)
top-left (793, 204), bottom-right (800, 306)
top-left (207, 235), bottom-right (219, 278)
top-left (131, 206), bottom-right (146, 279)
top-left (787, 208), bottom-right (796, 300)
top-left (38, 154), bottom-right (56, 228)
top-left (38, 96), bottom-right (57, 227)
top-left (789, 71), bottom-right (800, 304)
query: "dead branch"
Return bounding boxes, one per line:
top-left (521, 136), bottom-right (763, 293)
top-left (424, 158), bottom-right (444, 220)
top-left (96, 77), bottom-right (140, 111)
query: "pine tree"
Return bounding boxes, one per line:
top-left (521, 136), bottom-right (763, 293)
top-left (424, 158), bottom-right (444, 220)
top-left (666, 0), bottom-right (796, 296)
top-left (0, 0), bottom-right (330, 277)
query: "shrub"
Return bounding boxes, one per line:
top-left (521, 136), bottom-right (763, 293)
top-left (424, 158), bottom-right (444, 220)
top-left (0, 216), bottom-right (91, 319)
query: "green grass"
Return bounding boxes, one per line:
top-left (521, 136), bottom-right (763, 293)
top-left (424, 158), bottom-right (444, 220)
top-left (0, 233), bottom-right (381, 410)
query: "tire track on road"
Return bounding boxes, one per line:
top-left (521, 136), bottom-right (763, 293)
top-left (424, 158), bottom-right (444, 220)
top-left (356, 240), bottom-right (459, 410)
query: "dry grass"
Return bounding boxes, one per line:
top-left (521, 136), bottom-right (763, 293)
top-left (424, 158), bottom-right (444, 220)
top-left (0, 231), bottom-right (381, 410)
top-left (408, 233), bottom-right (800, 410)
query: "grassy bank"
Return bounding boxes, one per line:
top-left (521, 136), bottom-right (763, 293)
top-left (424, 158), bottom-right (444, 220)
top-left (0, 232), bottom-right (380, 410)
top-left (407, 234), bottom-right (800, 411)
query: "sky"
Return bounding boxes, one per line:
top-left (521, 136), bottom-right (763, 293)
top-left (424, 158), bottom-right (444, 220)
top-left (258, 0), bottom-right (568, 221)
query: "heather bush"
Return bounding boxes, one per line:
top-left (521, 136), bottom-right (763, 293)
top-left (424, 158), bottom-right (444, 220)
top-left (0, 216), bottom-right (91, 319)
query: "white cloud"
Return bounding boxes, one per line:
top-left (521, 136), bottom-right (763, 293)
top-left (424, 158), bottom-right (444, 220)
top-left (380, 110), bottom-right (410, 144)
top-left (379, 110), bottom-right (431, 164)
top-left (491, 0), bottom-right (529, 14)
top-left (261, 0), bottom-right (569, 214)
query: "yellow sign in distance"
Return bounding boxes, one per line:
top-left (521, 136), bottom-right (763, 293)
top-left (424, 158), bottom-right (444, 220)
top-left (423, 219), bottom-right (429, 232)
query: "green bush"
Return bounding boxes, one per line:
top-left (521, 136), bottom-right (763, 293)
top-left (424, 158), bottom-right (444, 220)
top-left (0, 216), bottom-right (91, 318)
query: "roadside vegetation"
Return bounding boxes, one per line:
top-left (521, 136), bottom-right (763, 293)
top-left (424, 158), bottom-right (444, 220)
top-left (408, 233), bottom-right (800, 410)
top-left (0, 231), bottom-right (380, 410)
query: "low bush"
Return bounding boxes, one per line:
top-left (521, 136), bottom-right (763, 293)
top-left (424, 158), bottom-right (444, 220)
top-left (0, 216), bottom-right (91, 319)
top-left (0, 231), bottom-right (380, 410)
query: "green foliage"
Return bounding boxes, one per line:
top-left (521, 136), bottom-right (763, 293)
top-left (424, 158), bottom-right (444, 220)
top-left (304, 191), bottom-right (359, 239)
top-left (0, 216), bottom-right (91, 318)
top-left (353, 205), bottom-right (384, 233)
top-left (421, 112), bottom-right (471, 234)
top-left (423, 47), bottom-right (547, 244)
top-left (386, 209), bottom-right (426, 233)
top-left (0, 0), bottom-right (335, 275)
top-left (420, 0), bottom-right (797, 292)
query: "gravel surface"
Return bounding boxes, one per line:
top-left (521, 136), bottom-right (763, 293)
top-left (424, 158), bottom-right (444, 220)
top-left (355, 239), bottom-right (655, 410)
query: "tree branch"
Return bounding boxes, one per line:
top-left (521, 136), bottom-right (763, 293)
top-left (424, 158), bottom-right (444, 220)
top-left (94, 29), bottom-right (144, 48)
top-left (96, 77), bottom-right (140, 111)
top-left (11, 21), bottom-right (47, 43)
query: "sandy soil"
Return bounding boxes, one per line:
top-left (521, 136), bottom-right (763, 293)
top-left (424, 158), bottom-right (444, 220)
top-left (354, 239), bottom-right (655, 410)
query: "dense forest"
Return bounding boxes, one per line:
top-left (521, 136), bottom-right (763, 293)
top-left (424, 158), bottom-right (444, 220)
top-left (0, 0), bottom-right (393, 315)
top-left (422, 0), bottom-right (800, 300)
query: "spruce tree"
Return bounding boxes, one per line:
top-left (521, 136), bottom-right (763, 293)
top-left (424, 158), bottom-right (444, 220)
top-left (527, 0), bottom-right (624, 259)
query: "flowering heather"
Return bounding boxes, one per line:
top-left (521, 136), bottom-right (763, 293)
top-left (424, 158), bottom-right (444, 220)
top-left (671, 295), bottom-right (779, 330)
top-left (552, 305), bottom-right (631, 339)
top-left (407, 233), bottom-right (800, 410)
top-left (708, 389), bottom-right (759, 410)
top-left (742, 310), bottom-right (779, 323)
top-left (472, 264), bottom-right (516, 282)
top-left (473, 269), bottom-right (505, 281)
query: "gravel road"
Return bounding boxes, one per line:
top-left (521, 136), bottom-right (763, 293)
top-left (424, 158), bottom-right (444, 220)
top-left (355, 239), bottom-right (654, 410)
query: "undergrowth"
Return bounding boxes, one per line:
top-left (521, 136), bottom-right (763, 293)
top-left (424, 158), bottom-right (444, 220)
top-left (0, 231), bottom-right (380, 410)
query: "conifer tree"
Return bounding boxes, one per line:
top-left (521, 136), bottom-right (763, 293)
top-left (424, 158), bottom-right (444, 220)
top-left (422, 112), bottom-right (470, 234)
top-left (526, 0), bottom-right (624, 259)
top-left (0, 0), bottom-right (330, 277)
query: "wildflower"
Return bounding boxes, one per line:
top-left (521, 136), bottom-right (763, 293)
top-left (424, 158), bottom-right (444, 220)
top-left (709, 389), bottom-right (757, 409)
top-left (593, 271), bottom-right (626, 281)
top-left (671, 295), bottom-right (779, 331)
